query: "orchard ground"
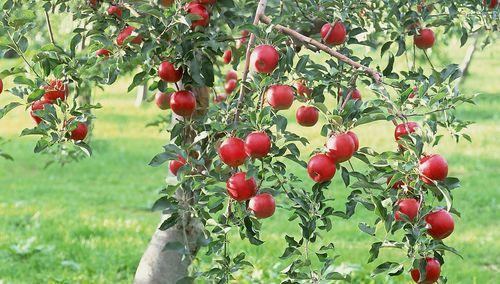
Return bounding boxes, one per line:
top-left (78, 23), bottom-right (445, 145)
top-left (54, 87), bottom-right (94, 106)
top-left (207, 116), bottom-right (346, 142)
top-left (0, 42), bottom-right (499, 283)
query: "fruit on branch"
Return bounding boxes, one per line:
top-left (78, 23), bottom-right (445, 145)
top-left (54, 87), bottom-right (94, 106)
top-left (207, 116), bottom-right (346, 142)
top-left (346, 131), bottom-right (359, 152)
top-left (244, 131), bottom-right (271, 159)
top-left (294, 79), bottom-right (312, 97)
top-left (240, 30), bottom-right (249, 43)
top-left (320, 21), bottom-right (347, 46)
top-left (185, 2), bottom-right (210, 28)
top-left (158, 61), bottom-right (183, 83)
top-left (348, 89), bottom-right (362, 101)
top-left (394, 122), bottom-right (419, 142)
top-left (116, 26), bottom-right (143, 46)
top-left (196, 0), bottom-right (217, 4)
top-left (414, 28), bottom-right (435, 49)
top-left (296, 106), bottom-right (319, 127)
top-left (266, 85), bottom-right (294, 110)
top-left (0, 79), bottom-right (3, 94)
top-left (226, 172), bottom-right (257, 202)
top-left (395, 198), bottom-right (419, 222)
top-left (387, 176), bottom-right (405, 189)
top-left (223, 49), bottom-right (232, 64)
top-left (226, 69), bottom-right (238, 81)
top-left (484, 0), bottom-right (499, 9)
top-left (170, 90), bottom-right (196, 117)
top-left (425, 209), bottom-right (454, 239)
top-left (69, 121), bottom-right (88, 141)
top-left (218, 137), bottom-right (247, 167)
top-left (95, 48), bottom-right (111, 57)
top-left (418, 154), bottom-right (448, 184)
top-left (169, 155), bottom-right (186, 176)
top-left (214, 93), bottom-right (227, 103)
top-left (250, 45), bottom-right (279, 74)
top-left (43, 80), bottom-right (68, 102)
top-left (107, 5), bottom-right (123, 18)
top-left (248, 193), bottom-right (276, 219)
top-left (307, 153), bottom-right (336, 183)
top-left (155, 92), bottom-right (172, 110)
top-left (224, 79), bottom-right (237, 94)
top-left (410, 258), bottom-right (441, 284)
top-left (30, 99), bottom-right (51, 124)
top-left (326, 133), bottom-right (356, 163)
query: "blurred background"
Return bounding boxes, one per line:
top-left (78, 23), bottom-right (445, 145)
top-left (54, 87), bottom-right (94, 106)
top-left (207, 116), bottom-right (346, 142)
top-left (0, 16), bottom-right (499, 284)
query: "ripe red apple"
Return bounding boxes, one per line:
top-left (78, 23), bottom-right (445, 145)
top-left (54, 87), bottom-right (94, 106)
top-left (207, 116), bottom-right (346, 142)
top-left (240, 30), bottom-right (249, 43)
top-left (326, 133), bottom-right (356, 163)
top-left (346, 131), bottom-right (359, 151)
top-left (484, 0), bottom-right (498, 9)
top-left (184, 2), bottom-right (210, 28)
top-left (294, 79), bottom-right (312, 97)
top-left (248, 193), bottom-right (275, 219)
top-left (95, 48), bottom-right (111, 57)
top-left (223, 49), bottom-right (232, 64)
top-left (307, 153), bottom-right (336, 183)
top-left (69, 121), bottom-right (88, 141)
top-left (169, 155), bottom-right (186, 176)
top-left (226, 172), bottom-right (257, 202)
top-left (30, 99), bottom-right (52, 124)
top-left (395, 198), bottom-right (419, 222)
top-left (224, 79), bottom-right (237, 94)
top-left (394, 122), bottom-right (419, 141)
top-left (0, 78), bottom-right (3, 94)
top-left (266, 85), bottom-right (294, 110)
top-left (296, 106), bottom-right (319, 127)
top-left (250, 45), bottom-right (279, 74)
top-left (387, 176), bottom-right (405, 189)
top-left (320, 21), bottom-right (347, 46)
top-left (43, 79), bottom-right (68, 102)
top-left (196, 0), bottom-right (216, 4)
top-left (410, 258), bottom-right (441, 284)
top-left (414, 28), bottom-right (435, 49)
top-left (244, 131), bottom-right (271, 158)
top-left (419, 154), bottom-right (448, 184)
top-left (170, 90), bottom-right (196, 117)
top-left (218, 137), bottom-right (247, 167)
top-left (116, 26), bottom-right (142, 46)
top-left (107, 5), bottom-right (123, 18)
top-left (214, 93), bottom-right (227, 103)
top-left (158, 61), bottom-right (183, 83)
top-left (226, 69), bottom-right (238, 81)
top-left (155, 92), bottom-right (172, 110)
top-left (425, 209), bottom-right (454, 239)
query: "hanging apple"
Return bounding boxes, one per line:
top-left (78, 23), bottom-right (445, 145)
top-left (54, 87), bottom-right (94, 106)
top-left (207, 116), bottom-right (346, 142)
top-left (226, 172), bottom-right (257, 202)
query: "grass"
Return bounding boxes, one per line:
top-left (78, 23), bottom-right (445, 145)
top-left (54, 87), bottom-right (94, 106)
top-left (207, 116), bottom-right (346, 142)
top-left (1, 42), bottom-right (499, 283)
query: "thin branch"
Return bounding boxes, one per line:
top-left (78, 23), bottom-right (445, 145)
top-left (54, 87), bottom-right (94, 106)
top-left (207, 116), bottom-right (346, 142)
top-left (44, 10), bottom-right (56, 45)
top-left (7, 31), bottom-right (41, 79)
top-left (338, 72), bottom-right (359, 111)
top-left (405, 106), bottom-right (455, 117)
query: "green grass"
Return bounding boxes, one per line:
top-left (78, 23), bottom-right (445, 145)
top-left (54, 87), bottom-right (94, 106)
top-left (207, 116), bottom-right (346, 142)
top-left (1, 43), bottom-right (499, 283)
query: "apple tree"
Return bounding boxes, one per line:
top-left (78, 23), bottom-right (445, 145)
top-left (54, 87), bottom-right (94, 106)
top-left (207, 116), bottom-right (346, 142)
top-left (0, 0), bottom-right (498, 283)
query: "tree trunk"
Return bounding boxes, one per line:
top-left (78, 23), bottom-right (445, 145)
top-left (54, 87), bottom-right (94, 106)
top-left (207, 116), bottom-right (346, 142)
top-left (134, 86), bottom-right (210, 284)
top-left (454, 35), bottom-right (478, 94)
top-left (135, 82), bottom-right (148, 107)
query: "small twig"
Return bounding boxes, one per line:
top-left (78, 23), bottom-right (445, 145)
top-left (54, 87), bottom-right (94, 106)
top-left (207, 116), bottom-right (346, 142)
top-left (44, 10), bottom-right (56, 45)
top-left (7, 31), bottom-right (42, 79)
top-left (338, 73), bottom-right (359, 111)
top-left (422, 49), bottom-right (436, 71)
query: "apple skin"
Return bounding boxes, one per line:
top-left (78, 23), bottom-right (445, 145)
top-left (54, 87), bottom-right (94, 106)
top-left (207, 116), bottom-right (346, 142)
top-left (226, 69), bottom-right (238, 82)
top-left (43, 80), bottom-right (68, 102)
top-left (346, 131), bottom-right (359, 151)
top-left (155, 92), bottom-right (172, 110)
top-left (248, 193), bottom-right (276, 219)
top-left (320, 21), bottom-right (347, 46)
top-left (69, 122), bottom-right (88, 141)
top-left (425, 209), bottom-right (454, 239)
top-left (266, 85), bottom-right (294, 110)
top-left (226, 172), bottom-right (257, 202)
top-left (218, 137), bottom-right (247, 167)
top-left (419, 154), bottom-right (448, 184)
top-left (116, 26), bottom-right (142, 46)
top-left (185, 2), bottom-right (210, 28)
top-left (158, 61), bottom-right (183, 83)
top-left (244, 131), bottom-right (271, 158)
top-left (214, 93), bottom-right (227, 103)
top-left (307, 153), bottom-right (336, 183)
top-left (296, 106), bottom-right (319, 127)
top-left (95, 48), bottom-right (111, 57)
top-left (484, 0), bottom-right (498, 9)
top-left (410, 258), bottom-right (441, 284)
top-left (0, 78), bottom-right (3, 94)
top-left (30, 99), bottom-right (52, 124)
top-left (250, 45), bottom-right (279, 74)
top-left (395, 198), bottom-right (419, 222)
top-left (223, 49), bottom-right (232, 64)
top-left (224, 79), bottom-right (237, 94)
top-left (414, 28), bottom-right (435, 49)
top-left (170, 90), bottom-right (196, 117)
top-left (326, 133), bottom-right (356, 163)
top-left (394, 122), bottom-right (420, 141)
top-left (386, 176), bottom-right (405, 189)
top-left (169, 155), bottom-right (186, 176)
top-left (294, 80), bottom-right (312, 97)
top-left (107, 5), bottom-right (123, 18)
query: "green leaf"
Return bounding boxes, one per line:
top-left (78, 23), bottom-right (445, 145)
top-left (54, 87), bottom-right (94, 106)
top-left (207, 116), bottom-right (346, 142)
top-left (0, 102), bottom-right (22, 119)
top-left (358, 222), bottom-right (375, 236)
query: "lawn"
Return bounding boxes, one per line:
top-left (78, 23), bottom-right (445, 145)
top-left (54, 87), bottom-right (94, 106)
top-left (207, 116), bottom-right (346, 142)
top-left (0, 42), bottom-right (499, 283)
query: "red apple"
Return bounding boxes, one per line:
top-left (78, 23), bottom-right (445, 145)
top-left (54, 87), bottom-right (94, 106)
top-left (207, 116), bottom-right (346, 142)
top-left (419, 154), bottom-right (448, 184)
top-left (395, 198), bottom-right (419, 222)
top-left (226, 172), bottom-right (257, 202)
top-left (184, 2), bottom-right (210, 28)
top-left (294, 79), bottom-right (312, 97)
top-left (250, 45), bottom-right (279, 74)
top-left (411, 258), bottom-right (441, 284)
top-left (158, 61), bottom-right (183, 83)
top-left (69, 121), bottom-right (88, 141)
top-left (484, 0), bottom-right (498, 9)
top-left (266, 85), bottom-right (294, 110)
top-left (240, 30), bottom-right (249, 43)
top-left (170, 90), bottom-right (196, 117)
top-left (224, 79), bottom-right (237, 94)
top-left (169, 155), bottom-right (186, 176)
top-left (0, 78), bottom-right (3, 94)
top-left (43, 79), bottom-right (68, 102)
top-left (425, 209), bottom-right (454, 239)
top-left (320, 21), bottom-right (347, 46)
top-left (248, 193), bottom-right (275, 219)
top-left (307, 153), bottom-right (336, 183)
top-left (296, 106), bottom-right (319, 127)
top-left (387, 176), bottom-right (405, 189)
top-left (218, 137), bottom-right (247, 167)
top-left (30, 99), bottom-right (52, 124)
top-left (326, 133), bottom-right (356, 163)
top-left (95, 48), bottom-right (111, 57)
top-left (346, 131), bottom-right (359, 151)
top-left (414, 28), bottom-right (435, 49)
top-left (394, 122), bottom-right (419, 141)
top-left (226, 69), bottom-right (238, 81)
top-left (107, 5), bottom-right (123, 18)
top-left (244, 131), bottom-right (271, 158)
top-left (116, 26), bottom-right (142, 46)
top-left (223, 49), bottom-right (232, 64)
top-left (155, 92), bottom-right (172, 110)
top-left (214, 93), bottom-right (227, 103)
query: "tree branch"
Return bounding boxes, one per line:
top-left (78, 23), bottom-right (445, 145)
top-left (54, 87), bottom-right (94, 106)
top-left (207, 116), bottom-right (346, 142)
top-left (44, 10), bottom-right (56, 45)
